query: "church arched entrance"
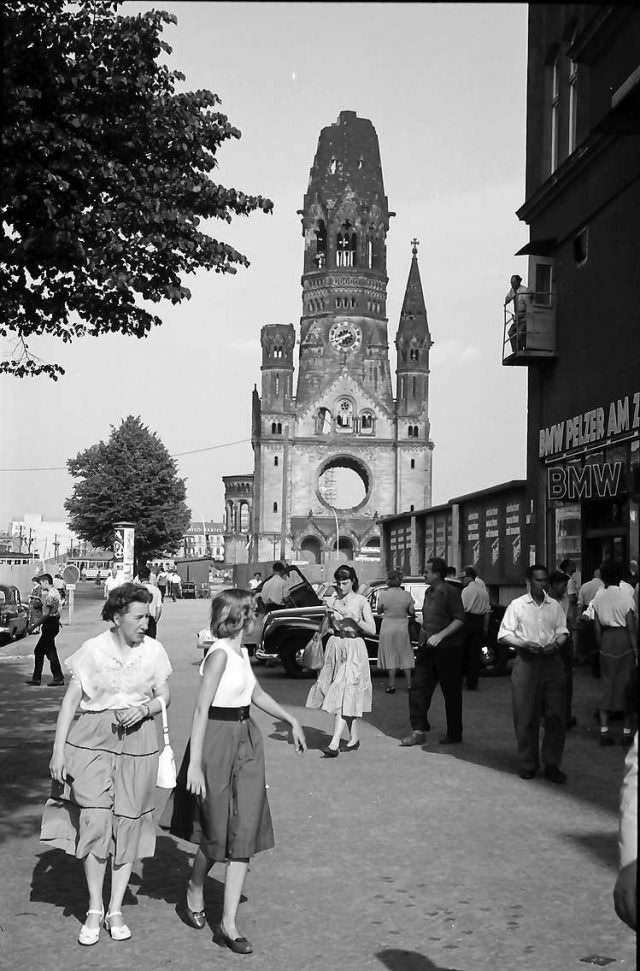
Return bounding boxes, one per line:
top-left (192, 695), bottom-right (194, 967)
top-left (300, 535), bottom-right (322, 564)
top-left (333, 536), bottom-right (354, 561)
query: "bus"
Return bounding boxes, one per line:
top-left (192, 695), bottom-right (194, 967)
top-left (65, 553), bottom-right (114, 582)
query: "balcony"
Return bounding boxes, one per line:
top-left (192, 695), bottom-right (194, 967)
top-left (502, 292), bottom-right (556, 366)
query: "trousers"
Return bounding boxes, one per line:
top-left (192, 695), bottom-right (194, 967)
top-left (511, 652), bottom-right (566, 771)
top-left (409, 643), bottom-right (464, 739)
top-left (463, 613), bottom-right (485, 688)
top-left (32, 617), bottom-right (63, 681)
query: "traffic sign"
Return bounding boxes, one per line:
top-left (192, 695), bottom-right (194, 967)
top-left (62, 564), bottom-right (80, 584)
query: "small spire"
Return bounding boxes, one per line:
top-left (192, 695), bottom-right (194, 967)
top-left (411, 237), bottom-right (419, 257)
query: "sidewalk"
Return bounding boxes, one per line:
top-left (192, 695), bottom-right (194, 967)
top-left (0, 598), bottom-right (636, 971)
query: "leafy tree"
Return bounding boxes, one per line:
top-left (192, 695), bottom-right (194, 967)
top-left (1, 0), bottom-right (273, 378)
top-left (65, 415), bottom-right (191, 561)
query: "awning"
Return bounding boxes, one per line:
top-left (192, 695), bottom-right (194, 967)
top-left (515, 238), bottom-right (557, 257)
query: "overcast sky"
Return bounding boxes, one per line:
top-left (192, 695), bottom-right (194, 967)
top-left (0, 2), bottom-right (530, 530)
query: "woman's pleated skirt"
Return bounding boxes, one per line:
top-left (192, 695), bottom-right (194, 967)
top-left (40, 710), bottom-right (159, 865)
top-left (306, 635), bottom-right (372, 717)
top-left (600, 627), bottom-right (635, 711)
top-left (160, 716), bottom-right (274, 863)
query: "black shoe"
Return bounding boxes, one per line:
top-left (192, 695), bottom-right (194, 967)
top-left (24, 679), bottom-right (41, 686)
top-left (438, 735), bottom-right (462, 745)
top-left (183, 889), bottom-right (206, 929)
top-left (400, 731), bottom-right (426, 747)
top-left (519, 769), bottom-right (536, 780)
top-left (544, 765), bottom-right (567, 784)
top-left (322, 746), bottom-right (339, 758)
top-left (384, 686), bottom-right (396, 694)
top-left (49, 679), bottom-right (65, 686)
top-left (214, 924), bottom-right (253, 954)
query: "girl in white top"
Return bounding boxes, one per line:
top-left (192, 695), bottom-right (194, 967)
top-left (162, 588), bottom-right (306, 956)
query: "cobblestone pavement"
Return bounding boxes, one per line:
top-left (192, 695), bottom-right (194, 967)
top-left (0, 593), bottom-right (636, 971)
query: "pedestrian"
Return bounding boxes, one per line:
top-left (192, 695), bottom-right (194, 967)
top-left (53, 572), bottom-right (67, 608)
top-left (306, 564), bottom-right (376, 756)
top-left (613, 732), bottom-right (637, 930)
top-left (259, 562), bottom-right (290, 611)
top-left (400, 557), bottom-right (466, 747)
top-left (25, 573), bottom-right (64, 687)
top-left (137, 566), bottom-right (163, 638)
top-left (576, 568), bottom-right (604, 671)
top-left (460, 566), bottom-right (491, 691)
top-left (157, 565), bottom-right (169, 601)
top-left (249, 571), bottom-right (262, 591)
top-left (548, 569), bottom-right (576, 729)
top-left (498, 563), bottom-right (569, 783)
top-left (504, 273), bottom-right (533, 351)
top-left (40, 582), bottom-right (172, 945)
top-left (160, 588), bottom-right (306, 955)
top-left (376, 569), bottom-right (415, 693)
top-left (103, 564), bottom-right (123, 599)
top-left (592, 560), bottom-right (637, 747)
top-left (169, 569), bottom-right (182, 601)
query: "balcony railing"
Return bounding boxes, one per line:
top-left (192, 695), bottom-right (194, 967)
top-left (502, 291), bottom-right (556, 365)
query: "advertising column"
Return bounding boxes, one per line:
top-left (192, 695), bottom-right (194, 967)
top-left (113, 521), bottom-right (136, 582)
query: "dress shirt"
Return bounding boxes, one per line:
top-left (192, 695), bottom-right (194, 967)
top-left (498, 592), bottom-right (568, 651)
top-left (461, 580), bottom-right (491, 615)
top-left (419, 582), bottom-right (465, 645)
top-left (592, 585), bottom-right (635, 627)
top-left (578, 577), bottom-right (604, 610)
top-left (619, 733), bottom-right (638, 868)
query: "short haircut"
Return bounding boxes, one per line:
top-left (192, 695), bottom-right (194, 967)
top-left (210, 588), bottom-right (254, 638)
top-left (445, 566), bottom-right (457, 577)
top-left (512, 274), bottom-right (522, 283)
top-left (599, 559), bottom-right (621, 586)
top-left (463, 566), bottom-right (477, 580)
top-left (559, 558), bottom-right (574, 574)
top-left (137, 566), bottom-right (150, 581)
top-left (334, 564), bottom-right (359, 590)
top-left (426, 557), bottom-right (447, 580)
top-left (527, 563), bottom-right (548, 581)
top-left (272, 562), bottom-right (286, 574)
top-left (387, 569), bottom-right (403, 587)
top-left (548, 569), bottom-right (568, 587)
top-left (102, 582), bottom-right (152, 622)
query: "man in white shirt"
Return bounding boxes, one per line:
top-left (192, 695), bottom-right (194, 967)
top-left (260, 562), bottom-right (290, 611)
top-left (498, 564), bottom-right (569, 783)
top-left (137, 566), bottom-right (162, 638)
top-left (460, 566), bottom-right (491, 691)
top-left (104, 565), bottom-right (124, 599)
top-left (504, 273), bottom-right (533, 352)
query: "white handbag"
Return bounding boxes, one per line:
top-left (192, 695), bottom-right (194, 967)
top-left (156, 697), bottom-right (177, 789)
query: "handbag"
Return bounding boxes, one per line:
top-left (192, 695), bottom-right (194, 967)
top-left (156, 697), bottom-right (177, 789)
top-left (302, 630), bottom-right (325, 671)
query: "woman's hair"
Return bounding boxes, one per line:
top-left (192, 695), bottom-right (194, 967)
top-left (334, 564), bottom-right (359, 591)
top-left (387, 569), bottom-right (403, 587)
top-left (599, 559), bottom-right (621, 587)
top-left (102, 582), bottom-right (152, 622)
top-left (210, 588), bottom-right (255, 638)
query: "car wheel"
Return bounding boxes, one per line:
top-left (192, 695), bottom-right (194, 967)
top-left (480, 643), bottom-right (508, 677)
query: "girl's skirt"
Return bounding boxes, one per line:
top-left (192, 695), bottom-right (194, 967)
top-left (40, 709), bottom-right (159, 865)
top-left (306, 635), bottom-right (372, 717)
top-left (599, 627), bottom-right (635, 711)
top-left (160, 713), bottom-right (274, 862)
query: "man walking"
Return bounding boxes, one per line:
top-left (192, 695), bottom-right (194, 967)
top-left (137, 566), bottom-right (163, 638)
top-left (460, 566), bottom-right (491, 690)
top-left (25, 573), bottom-right (64, 686)
top-left (401, 557), bottom-right (465, 747)
top-left (498, 564), bottom-right (569, 783)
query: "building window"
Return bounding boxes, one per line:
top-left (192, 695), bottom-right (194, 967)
top-left (412, 376), bottom-right (417, 397)
top-left (360, 411), bottom-right (374, 434)
top-left (274, 455), bottom-right (279, 467)
top-left (409, 348), bottom-right (419, 362)
top-left (410, 459), bottom-right (415, 469)
top-left (550, 59), bottom-right (560, 173)
top-left (271, 422), bottom-right (282, 435)
top-left (273, 501), bottom-right (278, 513)
top-left (534, 262), bottom-right (552, 306)
top-left (568, 55), bottom-right (578, 154)
top-left (274, 374), bottom-right (280, 396)
top-left (314, 219), bottom-right (326, 267)
top-left (315, 407), bottom-right (332, 434)
top-left (336, 398), bottom-right (354, 431)
top-left (329, 158), bottom-right (337, 175)
top-left (367, 238), bottom-right (373, 269)
top-left (573, 227), bottom-right (588, 266)
top-left (336, 224), bottom-right (356, 268)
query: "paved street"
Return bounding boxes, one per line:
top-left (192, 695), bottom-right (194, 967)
top-left (0, 588), bottom-right (636, 971)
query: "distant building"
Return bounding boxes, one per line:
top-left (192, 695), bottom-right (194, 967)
top-left (9, 514), bottom-right (77, 562)
top-left (223, 474), bottom-right (253, 565)
top-left (502, 4), bottom-right (640, 578)
top-left (182, 521), bottom-right (225, 561)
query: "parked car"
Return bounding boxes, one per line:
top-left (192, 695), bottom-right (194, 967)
top-left (181, 581), bottom-right (197, 599)
top-left (0, 585), bottom-right (29, 644)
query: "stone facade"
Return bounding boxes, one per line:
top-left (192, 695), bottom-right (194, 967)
top-left (250, 111), bottom-right (434, 564)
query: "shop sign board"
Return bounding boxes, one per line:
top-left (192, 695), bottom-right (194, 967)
top-left (547, 461), bottom-right (623, 500)
top-left (461, 493), bottom-right (523, 583)
top-left (539, 390), bottom-right (640, 459)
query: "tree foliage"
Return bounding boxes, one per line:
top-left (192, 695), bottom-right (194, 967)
top-left (1, 0), bottom-right (273, 378)
top-left (65, 415), bottom-right (191, 560)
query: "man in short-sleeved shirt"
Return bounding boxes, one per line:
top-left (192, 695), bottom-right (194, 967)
top-left (499, 564), bottom-right (569, 783)
top-left (260, 563), bottom-right (290, 611)
top-left (461, 566), bottom-right (491, 691)
top-left (25, 573), bottom-right (64, 686)
top-left (401, 557), bottom-right (465, 747)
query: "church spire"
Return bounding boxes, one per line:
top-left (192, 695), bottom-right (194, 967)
top-left (395, 239), bottom-right (433, 419)
top-left (399, 238), bottom-right (430, 335)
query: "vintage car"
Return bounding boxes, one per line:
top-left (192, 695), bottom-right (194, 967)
top-left (0, 585), bottom-right (30, 644)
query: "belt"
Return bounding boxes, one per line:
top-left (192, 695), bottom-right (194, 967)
top-left (208, 705), bottom-right (250, 721)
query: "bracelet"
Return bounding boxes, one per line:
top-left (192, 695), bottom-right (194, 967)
top-left (142, 703), bottom-right (150, 719)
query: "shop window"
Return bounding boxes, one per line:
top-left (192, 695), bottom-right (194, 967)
top-left (550, 502), bottom-right (581, 577)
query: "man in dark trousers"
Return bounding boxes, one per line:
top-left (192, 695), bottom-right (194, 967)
top-left (25, 573), bottom-right (64, 686)
top-left (460, 566), bottom-right (491, 690)
top-left (498, 564), bottom-right (569, 783)
top-left (401, 557), bottom-right (465, 746)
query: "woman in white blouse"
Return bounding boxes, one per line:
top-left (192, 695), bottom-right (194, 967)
top-left (593, 560), bottom-right (637, 746)
top-left (41, 583), bottom-right (172, 946)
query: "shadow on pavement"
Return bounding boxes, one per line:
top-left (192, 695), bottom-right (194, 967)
top-left (564, 830), bottom-right (618, 868)
top-left (31, 849), bottom-right (139, 922)
top-left (377, 948), bottom-right (466, 971)
top-left (268, 718), bottom-right (330, 752)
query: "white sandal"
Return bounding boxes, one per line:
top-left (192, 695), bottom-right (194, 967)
top-left (78, 908), bottom-right (103, 946)
top-left (104, 910), bottom-right (132, 941)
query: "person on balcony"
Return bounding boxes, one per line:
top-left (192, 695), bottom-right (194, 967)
top-left (504, 274), bottom-right (532, 352)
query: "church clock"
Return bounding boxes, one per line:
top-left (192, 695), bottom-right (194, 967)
top-left (328, 320), bottom-right (362, 351)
